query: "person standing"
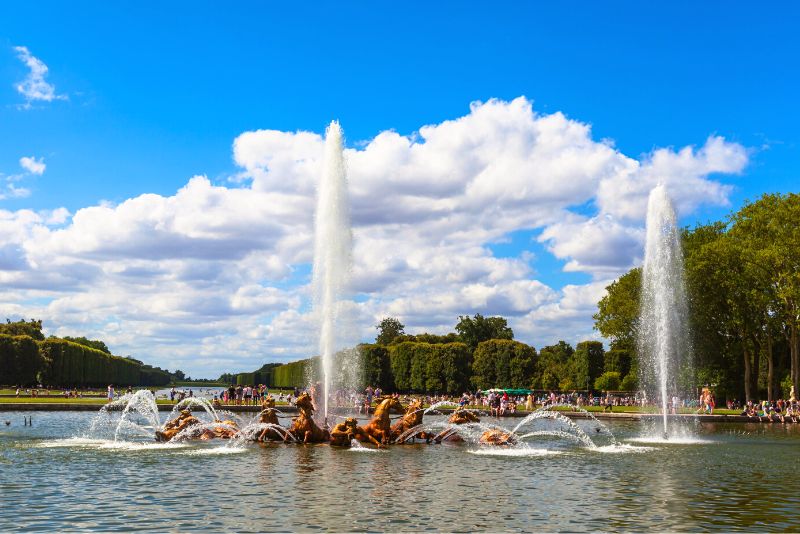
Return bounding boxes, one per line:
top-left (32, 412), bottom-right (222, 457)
top-left (365, 385), bottom-right (374, 408)
top-left (107, 384), bottom-right (115, 402)
top-left (525, 393), bottom-right (535, 411)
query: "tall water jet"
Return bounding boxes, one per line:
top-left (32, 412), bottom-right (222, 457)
top-left (313, 121), bottom-right (352, 421)
top-left (638, 185), bottom-right (691, 438)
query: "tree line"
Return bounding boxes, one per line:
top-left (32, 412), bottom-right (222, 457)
top-left (237, 314), bottom-right (625, 394)
top-left (0, 319), bottom-right (173, 387)
top-left (594, 192), bottom-right (800, 402)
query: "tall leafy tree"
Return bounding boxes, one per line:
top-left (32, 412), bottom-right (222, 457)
top-left (535, 341), bottom-right (575, 390)
top-left (729, 193), bottom-right (800, 397)
top-left (375, 317), bottom-right (406, 345)
top-left (593, 269), bottom-right (640, 352)
top-left (455, 314), bottom-right (513, 351)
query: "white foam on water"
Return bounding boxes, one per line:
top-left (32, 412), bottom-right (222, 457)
top-left (182, 446), bottom-right (248, 456)
top-left (627, 436), bottom-right (713, 445)
top-left (96, 441), bottom-right (189, 451)
top-left (34, 437), bottom-right (107, 448)
top-left (349, 439), bottom-right (386, 452)
top-left (468, 447), bottom-right (561, 458)
top-left (592, 443), bottom-right (653, 454)
top-left (35, 438), bottom-right (188, 451)
top-left (348, 447), bottom-right (386, 453)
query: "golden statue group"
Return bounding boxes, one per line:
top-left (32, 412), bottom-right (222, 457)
top-left (156, 392), bottom-right (515, 447)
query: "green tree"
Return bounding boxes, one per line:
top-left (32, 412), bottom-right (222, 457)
top-left (729, 193), bottom-right (800, 398)
top-left (534, 341), bottom-right (574, 390)
top-left (375, 317), bottom-right (405, 345)
top-left (604, 348), bottom-right (632, 377)
top-left (594, 371), bottom-right (622, 391)
top-left (620, 373), bottom-right (638, 391)
top-left (455, 313), bottom-right (513, 351)
top-left (593, 269), bottom-right (640, 352)
top-left (574, 341), bottom-right (605, 391)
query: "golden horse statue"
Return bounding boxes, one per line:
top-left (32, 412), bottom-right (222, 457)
top-left (433, 407), bottom-right (481, 443)
top-left (200, 419), bottom-right (239, 440)
top-left (155, 409), bottom-right (199, 441)
top-left (289, 392), bottom-right (330, 443)
top-left (363, 396), bottom-right (405, 445)
top-left (155, 410), bottom-right (239, 441)
top-left (479, 428), bottom-right (517, 445)
top-left (390, 398), bottom-right (433, 443)
top-left (330, 417), bottom-right (383, 447)
top-left (256, 395), bottom-right (288, 442)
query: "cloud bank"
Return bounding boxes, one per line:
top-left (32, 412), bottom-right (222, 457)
top-left (0, 98), bottom-right (748, 376)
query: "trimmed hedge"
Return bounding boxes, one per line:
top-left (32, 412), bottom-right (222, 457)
top-left (39, 338), bottom-right (142, 387)
top-left (388, 342), bottom-right (470, 393)
top-left (471, 339), bottom-right (536, 390)
top-left (272, 358), bottom-right (314, 388)
top-left (358, 344), bottom-right (392, 391)
top-left (0, 334), bottom-right (42, 386)
top-left (0, 334), bottom-right (171, 387)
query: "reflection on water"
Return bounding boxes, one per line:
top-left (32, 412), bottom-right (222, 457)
top-left (1, 411), bottom-right (799, 531)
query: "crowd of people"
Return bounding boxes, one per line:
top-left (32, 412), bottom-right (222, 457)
top-left (212, 384), bottom-right (287, 406)
top-left (741, 398), bottom-right (800, 423)
top-left (9, 381), bottom-right (800, 425)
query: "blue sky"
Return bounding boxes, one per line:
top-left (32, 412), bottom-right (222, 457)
top-left (1, 3), bottom-right (797, 377)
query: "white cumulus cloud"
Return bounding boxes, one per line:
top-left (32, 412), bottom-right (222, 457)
top-left (0, 98), bottom-right (750, 377)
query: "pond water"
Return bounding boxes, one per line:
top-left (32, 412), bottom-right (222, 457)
top-left (1, 411), bottom-right (798, 532)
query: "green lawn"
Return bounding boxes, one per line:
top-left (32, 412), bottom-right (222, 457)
top-left (0, 396), bottom-right (174, 405)
top-left (0, 388), bottom-right (106, 396)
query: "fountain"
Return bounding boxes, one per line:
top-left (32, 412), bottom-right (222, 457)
top-left (313, 120), bottom-right (353, 421)
top-left (638, 184), bottom-right (692, 439)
